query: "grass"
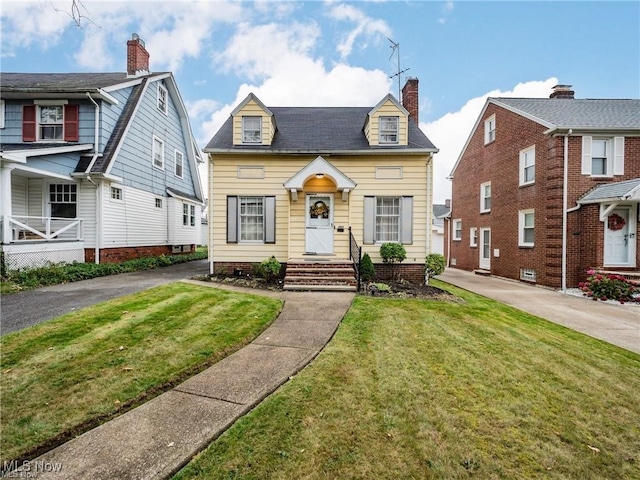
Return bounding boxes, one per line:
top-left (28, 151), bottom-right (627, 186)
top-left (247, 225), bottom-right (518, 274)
top-left (174, 281), bottom-right (640, 480)
top-left (0, 282), bottom-right (282, 463)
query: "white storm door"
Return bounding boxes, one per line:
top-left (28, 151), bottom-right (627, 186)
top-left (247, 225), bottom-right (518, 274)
top-left (306, 194), bottom-right (334, 254)
top-left (480, 228), bottom-right (491, 270)
top-left (604, 206), bottom-right (636, 266)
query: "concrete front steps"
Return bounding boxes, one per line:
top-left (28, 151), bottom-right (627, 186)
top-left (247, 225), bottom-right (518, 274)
top-left (284, 258), bottom-right (358, 292)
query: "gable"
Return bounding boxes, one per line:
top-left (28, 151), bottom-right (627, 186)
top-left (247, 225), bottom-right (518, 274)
top-left (364, 95), bottom-right (409, 146)
top-left (231, 93), bottom-right (276, 146)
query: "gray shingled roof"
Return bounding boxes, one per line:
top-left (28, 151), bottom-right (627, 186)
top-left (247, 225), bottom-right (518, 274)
top-left (0, 72), bottom-right (165, 92)
top-left (493, 98), bottom-right (640, 130)
top-left (206, 106), bottom-right (436, 152)
top-left (579, 178), bottom-right (640, 203)
top-left (432, 204), bottom-right (451, 218)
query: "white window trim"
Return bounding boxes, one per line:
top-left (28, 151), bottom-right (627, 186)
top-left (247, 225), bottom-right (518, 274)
top-left (110, 186), bottom-right (123, 202)
top-left (182, 202), bottom-right (196, 228)
top-left (37, 103), bottom-right (65, 142)
top-left (155, 198), bottom-right (163, 209)
top-left (174, 149), bottom-right (184, 178)
top-left (242, 116), bottom-right (262, 144)
top-left (519, 146), bottom-right (535, 186)
top-left (239, 196), bottom-right (265, 242)
top-left (470, 227), bottom-right (478, 247)
top-left (519, 209), bottom-right (535, 247)
top-left (480, 181), bottom-right (491, 213)
top-left (582, 136), bottom-right (625, 177)
top-left (484, 115), bottom-right (495, 145)
top-left (48, 182), bottom-right (78, 218)
top-left (374, 196), bottom-right (401, 243)
top-left (157, 84), bottom-right (168, 115)
top-left (152, 135), bottom-right (165, 170)
top-left (0, 99), bottom-right (5, 129)
top-left (453, 219), bottom-right (462, 241)
top-left (379, 116), bottom-right (399, 145)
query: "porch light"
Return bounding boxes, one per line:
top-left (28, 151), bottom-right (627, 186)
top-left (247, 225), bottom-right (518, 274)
top-left (315, 173), bottom-right (324, 179)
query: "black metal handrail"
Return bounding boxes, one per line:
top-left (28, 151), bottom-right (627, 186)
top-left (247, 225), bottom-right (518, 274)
top-left (348, 226), bottom-right (362, 292)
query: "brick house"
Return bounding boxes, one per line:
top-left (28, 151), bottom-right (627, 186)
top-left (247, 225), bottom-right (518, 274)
top-left (446, 85), bottom-right (640, 289)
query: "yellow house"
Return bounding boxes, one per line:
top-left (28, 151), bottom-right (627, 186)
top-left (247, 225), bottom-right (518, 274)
top-left (204, 79), bottom-right (438, 290)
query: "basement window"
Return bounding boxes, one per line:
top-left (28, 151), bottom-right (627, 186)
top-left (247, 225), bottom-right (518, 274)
top-left (520, 268), bottom-right (537, 283)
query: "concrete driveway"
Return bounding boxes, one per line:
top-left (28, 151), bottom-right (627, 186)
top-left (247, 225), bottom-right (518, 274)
top-left (0, 259), bottom-right (209, 335)
top-left (437, 268), bottom-right (640, 354)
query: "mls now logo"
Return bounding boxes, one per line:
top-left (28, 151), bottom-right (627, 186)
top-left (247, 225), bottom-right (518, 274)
top-left (2, 460), bottom-right (63, 478)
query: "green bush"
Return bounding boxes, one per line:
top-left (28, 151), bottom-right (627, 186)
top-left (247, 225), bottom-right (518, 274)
top-left (2, 249), bottom-right (207, 292)
top-left (360, 253), bottom-right (375, 282)
top-left (424, 253), bottom-right (446, 285)
top-left (256, 256), bottom-right (282, 283)
top-left (380, 243), bottom-right (407, 264)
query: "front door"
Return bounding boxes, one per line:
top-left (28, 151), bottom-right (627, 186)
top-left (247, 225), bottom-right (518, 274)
top-left (306, 194), bottom-right (333, 254)
top-left (480, 228), bottom-right (491, 270)
top-left (604, 206), bottom-right (637, 266)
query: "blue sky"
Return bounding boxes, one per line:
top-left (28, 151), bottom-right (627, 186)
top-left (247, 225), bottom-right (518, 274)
top-left (2, 0), bottom-right (639, 202)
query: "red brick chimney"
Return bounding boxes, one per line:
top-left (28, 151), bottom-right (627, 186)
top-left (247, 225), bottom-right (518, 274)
top-left (401, 77), bottom-right (419, 124)
top-left (550, 84), bottom-right (575, 99)
top-left (127, 34), bottom-right (150, 77)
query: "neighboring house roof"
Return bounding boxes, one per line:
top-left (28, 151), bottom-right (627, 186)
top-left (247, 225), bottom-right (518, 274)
top-left (578, 178), bottom-right (640, 204)
top-left (205, 106), bottom-right (437, 153)
top-left (451, 97), bottom-right (640, 177)
top-left (492, 98), bottom-right (640, 131)
top-left (432, 204), bottom-right (451, 218)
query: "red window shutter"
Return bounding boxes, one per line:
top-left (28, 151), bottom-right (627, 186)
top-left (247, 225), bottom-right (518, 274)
top-left (64, 104), bottom-right (79, 142)
top-left (23, 105), bottom-right (36, 142)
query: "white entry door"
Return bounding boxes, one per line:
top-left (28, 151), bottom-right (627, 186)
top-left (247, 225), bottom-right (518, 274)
top-left (480, 228), bottom-right (491, 270)
top-left (306, 194), bottom-right (334, 254)
top-left (604, 206), bottom-right (636, 266)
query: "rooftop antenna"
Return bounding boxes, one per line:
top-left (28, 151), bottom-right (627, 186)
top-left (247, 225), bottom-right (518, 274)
top-left (387, 37), bottom-right (410, 100)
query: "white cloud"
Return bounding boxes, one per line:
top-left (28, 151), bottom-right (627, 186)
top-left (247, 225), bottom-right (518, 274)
top-left (438, 0), bottom-right (455, 25)
top-left (325, 2), bottom-right (392, 58)
top-left (422, 78), bottom-right (558, 203)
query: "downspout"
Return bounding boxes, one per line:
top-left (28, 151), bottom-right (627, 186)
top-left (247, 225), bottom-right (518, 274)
top-left (208, 155), bottom-right (214, 276)
top-left (86, 176), bottom-right (101, 264)
top-left (561, 129), bottom-right (572, 292)
top-left (86, 92), bottom-right (101, 264)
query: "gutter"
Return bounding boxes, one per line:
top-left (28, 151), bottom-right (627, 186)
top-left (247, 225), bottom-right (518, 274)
top-left (86, 175), bottom-right (101, 264)
top-left (202, 147), bottom-right (439, 156)
top-left (86, 92), bottom-right (100, 153)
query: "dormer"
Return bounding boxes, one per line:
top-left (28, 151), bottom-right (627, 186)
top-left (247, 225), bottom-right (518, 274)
top-left (363, 94), bottom-right (409, 147)
top-left (231, 93), bottom-right (277, 146)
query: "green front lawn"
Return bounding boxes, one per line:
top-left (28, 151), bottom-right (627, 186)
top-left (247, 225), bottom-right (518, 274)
top-left (175, 282), bottom-right (640, 479)
top-left (0, 283), bottom-right (282, 462)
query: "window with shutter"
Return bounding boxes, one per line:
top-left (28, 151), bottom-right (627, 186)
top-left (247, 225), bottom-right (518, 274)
top-left (23, 105), bottom-right (37, 141)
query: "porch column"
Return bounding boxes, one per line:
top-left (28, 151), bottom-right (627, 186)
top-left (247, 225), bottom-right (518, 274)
top-left (0, 165), bottom-right (14, 244)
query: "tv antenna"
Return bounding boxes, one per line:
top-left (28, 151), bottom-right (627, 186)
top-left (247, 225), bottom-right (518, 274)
top-left (387, 37), bottom-right (410, 100)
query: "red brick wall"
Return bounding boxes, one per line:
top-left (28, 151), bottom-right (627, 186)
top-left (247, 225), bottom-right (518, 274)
top-left (450, 102), bottom-right (640, 289)
top-left (85, 245), bottom-right (194, 264)
top-left (373, 263), bottom-right (425, 284)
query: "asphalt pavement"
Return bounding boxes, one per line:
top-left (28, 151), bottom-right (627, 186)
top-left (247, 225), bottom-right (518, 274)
top-left (0, 259), bottom-right (209, 335)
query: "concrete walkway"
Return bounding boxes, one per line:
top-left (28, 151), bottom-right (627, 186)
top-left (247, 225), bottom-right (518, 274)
top-left (437, 268), bottom-right (639, 354)
top-left (17, 281), bottom-right (354, 479)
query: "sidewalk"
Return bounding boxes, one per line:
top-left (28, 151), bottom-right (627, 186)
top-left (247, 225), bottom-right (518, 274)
top-left (437, 268), bottom-right (639, 354)
top-left (17, 281), bottom-right (355, 479)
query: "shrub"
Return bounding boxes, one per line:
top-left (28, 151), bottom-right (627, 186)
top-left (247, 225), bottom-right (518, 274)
top-left (360, 253), bottom-right (375, 282)
top-left (380, 243), bottom-right (407, 264)
top-left (578, 270), bottom-right (638, 304)
top-left (424, 253), bottom-right (446, 285)
top-left (256, 256), bottom-right (282, 283)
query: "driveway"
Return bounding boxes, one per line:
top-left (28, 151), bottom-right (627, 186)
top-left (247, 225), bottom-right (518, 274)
top-left (1, 259), bottom-right (209, 335)
top-left (437, 268), bottom-right (640, 354)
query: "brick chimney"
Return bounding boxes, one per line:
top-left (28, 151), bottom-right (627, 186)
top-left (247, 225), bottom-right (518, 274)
top-left (127, 33), bottom-right (150, 77)
top-left (445, 199), bottom-right (451, 209)
top-left (401, 77), bottom-right (419, 124)
top-left (550, 84), bottom-right (575, 99)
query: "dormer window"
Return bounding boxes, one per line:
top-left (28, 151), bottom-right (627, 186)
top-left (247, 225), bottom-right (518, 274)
top-left (157, 84), bottom-right (168, 114)
top-left (22, 102), bottom-right (79, 142)
top-left (242, 116), bottom-right (262, 143)
top-left (379, 116), bottom-right (399, 144)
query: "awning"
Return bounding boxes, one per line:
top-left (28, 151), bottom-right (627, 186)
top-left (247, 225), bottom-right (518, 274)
top-left (283, 156), bottom-right (356, 201)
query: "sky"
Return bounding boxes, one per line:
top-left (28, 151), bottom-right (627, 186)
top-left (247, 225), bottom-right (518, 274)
top-left (1, 0), bottom-right (639, 204)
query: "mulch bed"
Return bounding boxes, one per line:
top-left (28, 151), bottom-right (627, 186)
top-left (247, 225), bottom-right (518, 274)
top-left (195, 274), bottom-right (459, 301)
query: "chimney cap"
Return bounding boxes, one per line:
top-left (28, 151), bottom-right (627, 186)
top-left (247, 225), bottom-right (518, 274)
top-left (552, 84), bottom-right (573, 91)
top-left (130, 33), bottom-right (145, 47)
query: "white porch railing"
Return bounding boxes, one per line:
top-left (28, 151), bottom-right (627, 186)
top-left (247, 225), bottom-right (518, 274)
top-left (1, 216), bottom-right (84, 243)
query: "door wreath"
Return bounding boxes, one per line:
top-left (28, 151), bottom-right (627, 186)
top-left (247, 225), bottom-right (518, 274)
top-left (607, 213), bottom-right (626, 231)
top-left (310, 200), bottom-right (329, 219)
